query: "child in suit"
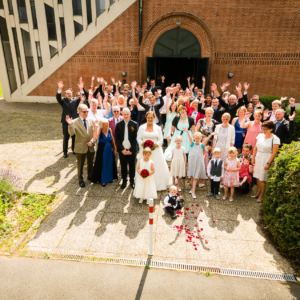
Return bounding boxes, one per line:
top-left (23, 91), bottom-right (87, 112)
top-left (164, 185), bottom-right (184, 219)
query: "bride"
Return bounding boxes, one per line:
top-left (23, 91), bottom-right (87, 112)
top-left (136, 111), bottom-right (171, 191)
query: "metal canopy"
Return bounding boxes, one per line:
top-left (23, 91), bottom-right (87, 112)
top-left (153, 28), bottom-right (201, 58)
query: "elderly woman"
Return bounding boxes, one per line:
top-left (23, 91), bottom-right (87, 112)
top-left (212, 112), bottom-right (235, 163)
top-left (129, 99), bottom-right (138, 122)
top-left (137, 111), bottom-right (171, 191)
top-left (195, 107), bottom-right (219, 169)
top-left (231, 106), bottom-right (247, 153)
top-left (91, 118), bottom-right (117, 186)
top-left (252, 121), bottom-right (280, 202)
top-left (186, 100), bottom-right (204, 124)
top-left (164, 105), bottom-right (195, 161)
top-left (88, 98), bottom-right (110, 121)
top-left (240, 110), bottom-right (263, 151)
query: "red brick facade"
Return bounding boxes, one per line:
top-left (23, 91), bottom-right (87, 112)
top-left (29, 0), bottom-right (300, 102)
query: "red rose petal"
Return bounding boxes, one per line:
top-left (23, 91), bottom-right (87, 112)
top-left (191, 212), bottom-right (194, 214)
top-left (213, 221), bottom-right (216, 223)
top-left (205, 240), bottom-right (208, 244)
top-left (200, 209), bottom-right (203, 212)
top-left (199, 220), bottom-right (202, 222)
top-left (192, 205), bottom-right (194, 206)
top-left (201, 228), bottom-right (203, 231)
top-left (185, 208), bottom-right (189, 211)
top-left (194, 225), bottom-right (197, 227)
top-left (195, 248), bottom-right (197, 250)
top-left (185, 225), bottom-right (187, 227)
top-left (186, 217), bottom-right (188, 219)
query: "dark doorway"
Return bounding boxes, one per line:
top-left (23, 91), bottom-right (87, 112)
top-left (155, 57), bottom-right (197, 89)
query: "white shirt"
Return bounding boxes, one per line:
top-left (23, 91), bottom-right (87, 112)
top-left (88, 109), bottom-right (106, 121)
top-left (269, 112), bottom-right (276, 121)
top-left (114, 117), bottom-right (121, 124)
top-left (80, 116), bottom-right (89, 134)
top-left (207, 158), bottom-right (224, 182)
top-left (122, 121), bottom-right (131, 150)
top-left (160, 95), bottom-right (172, 113)
top-left (164, 193), bottom-right (180, 209)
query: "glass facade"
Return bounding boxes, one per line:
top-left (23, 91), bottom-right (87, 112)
top-left (17, 0), bottom-right (28, 23)
top-left (110, 0), bottom-right (115, 5)
top-left (60, 18), bottom-right (67, 48)
top-left (8, 0), bottom-right (13, 14)
top-left (58, 0), bottom-right (63, 3)
top-left (21, 29), bottom-right (35, 78)
top-left (12, 28), bottom-right (25, 84)
top-left (35, 41), bottom-right (42, 68)
top-left (49, 45), bottom-right (58, 58)
top-left (45, 4), bottom-right (57, 41)
top-left (86, 0), bottom-right (92, 25)
top-left (72, 0), bottom-right (82, 15)
top-left (96, 0), bottom-right (105, 17)
top-left (0, 0), bottom-right (3, 10)
top-left (74, 20), bottom-right (83, 36)
top-left (0, 17), bottom-right (17, 93)
top-left (30, 1), bottom-right (38, 29)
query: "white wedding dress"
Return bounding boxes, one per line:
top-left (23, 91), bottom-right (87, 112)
top-left (136, 127), bottom-right (171, 191)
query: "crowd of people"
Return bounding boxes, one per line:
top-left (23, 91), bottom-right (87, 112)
top-left (56, 75), bottom-right (296, 218)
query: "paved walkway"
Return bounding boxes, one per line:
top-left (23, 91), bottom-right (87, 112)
top-left (0, 102), bottom-right (295, 274)
top-left (1, 256), bottom-right (299, 300)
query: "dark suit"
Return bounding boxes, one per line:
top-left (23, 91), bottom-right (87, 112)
top-left (115, 120), bottom-right (138, 183)
top-left (138, 97), bottom-right (164, 124)
top-left (273, 119), bottom-right (295, 146)
top-left (263, 106), bottom-right (295, 122)
top-left (56, 92), bottom-right (81, 154)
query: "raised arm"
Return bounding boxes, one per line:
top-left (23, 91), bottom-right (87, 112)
top-left (187, 77), bottom-right (191, 89)
top-left (56, 81), bottom-right (64, 105)
top-left (211, 83), bottom-right (220, 98)
top-left (239, 113), bottom-right (251, 129)
top-left (183, 127), bottom-right (193, 145)
top-left (202, 76), bottom-right (205, 94)
top-left (202, 132), bottom-right (217, 147)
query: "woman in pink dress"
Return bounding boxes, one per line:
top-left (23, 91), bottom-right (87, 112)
top-left (240, 110), bottom-right (263, 152)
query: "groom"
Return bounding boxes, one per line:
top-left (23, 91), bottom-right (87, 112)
top-left (115, 108), bottom-right (138, 189)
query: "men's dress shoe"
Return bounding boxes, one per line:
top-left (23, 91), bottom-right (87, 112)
top-left (73, 152), bottom-right (76, 155)
top-left (130, 182), bottom-right (135, 189)
top-left (79, 181), bottom-right (85, 188)
top-left (121, 181), bottom-right (127, 189)
top-left (63, 153), bottom-right (68, 158)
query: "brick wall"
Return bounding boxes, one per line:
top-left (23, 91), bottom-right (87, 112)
top-left (29, 0), bottom-right (300, 101)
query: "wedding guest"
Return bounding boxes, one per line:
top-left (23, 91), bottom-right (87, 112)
top-left (115, 108), bottom-right (138, 189)
top-left (170, 136), bottom-right (187, 191)
top-left (164, 105), bottom-right (195, 161)
top-left (207, 148), bottom-right (224, 200)
top-left (239, 157), bottom-right (252, 187)
top-left (56, 80), bottom-right (83, 158)
top-left (273, 108), bottom-right (295, 146)
top-left (252, 121), bottom-right (280, 202)
top-left (134, 147), bottom-right (157, 204)
top-left (129, 99), bottom-right (138, 122)
top-left (223, 147), bottom-right (241, 202)
top-left (92, 118), bottom-right (117, 186)
top-left (66, 104), bottom-right (95, 187)
top-left (240, 110), bottom-right (263, 151)
top-left (164, 98), bottom-right (178, 146)
top-left (186, 100), bottom-right (204, 124)
top-left (231, 106), bottom-right (247, 154)
top-left (139, 95), bottom-right (164, 125)
top-left (212, 113), bottom-right (235, 164)
top-left (164, 186), bottom-right (184, 219)
top-left (108, 106), bottom-right (123, 139)
top-left (88, 99), bottom-right (110, 121)
top-left (262, 98), bottom-right (295, 122)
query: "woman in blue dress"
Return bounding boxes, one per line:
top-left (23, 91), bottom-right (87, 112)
top-left (164, 105), bottom-right (195, 161)
top-left (231, 106), bottom-right (247, 154)
top-left (92, 118), bottom-right (118, 186)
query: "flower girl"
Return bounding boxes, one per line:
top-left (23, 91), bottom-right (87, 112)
top-left (134, 147), bottom-right (157, 203)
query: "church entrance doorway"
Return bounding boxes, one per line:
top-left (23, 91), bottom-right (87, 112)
top-left (146, 28), bottom-right (209, 90)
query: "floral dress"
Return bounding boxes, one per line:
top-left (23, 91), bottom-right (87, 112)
top-left (224, 158), bottom-right (240, 187)
top-left (215, 126), bottom-right (229, 162)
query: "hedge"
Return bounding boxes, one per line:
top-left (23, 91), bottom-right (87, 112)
top-left (258, 95), bottom-right (288, 111)
top-left (262, 141), bottom-right (300, 261)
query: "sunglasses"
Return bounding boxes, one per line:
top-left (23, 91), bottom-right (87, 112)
top-left (81, 111), bottom-right (88, 113)
top-left (113, 111), bottom-right (120, 113)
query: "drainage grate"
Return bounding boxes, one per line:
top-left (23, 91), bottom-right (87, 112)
top-left (220, 268), bottom-right (297, 282)
top-left (22, 251), bottom-right (297, 282)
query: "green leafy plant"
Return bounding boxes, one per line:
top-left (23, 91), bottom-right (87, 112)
top-left (204, 270), bottom-right (211, 276)
top-left (263, 141), bottom-right (300, 261)
top-left (287, 110), bottom-right (300, 144)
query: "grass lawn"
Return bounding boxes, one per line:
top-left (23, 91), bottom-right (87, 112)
top-left (0, 81), bottom-right (3, 97)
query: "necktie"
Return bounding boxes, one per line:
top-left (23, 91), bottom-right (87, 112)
top-left (214, 160), bottom-right (218, 168)
top-left (151, 106), bottom-right (154, 111)
top-left (117, 118), bottom-right (119, 123)
top-left (69, 100), bottom-right (72, 109)
top-left (83, 119), bottom-right (87, 131)
top-left (275, 122), bottom-right (281, 132)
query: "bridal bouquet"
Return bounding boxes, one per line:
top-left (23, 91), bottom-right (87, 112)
top-left (143, 140), bottom-right (156, 151)
top-left (140, 169), bottom-right (150, 178)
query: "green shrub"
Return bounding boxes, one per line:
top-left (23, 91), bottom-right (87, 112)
top-left (263, 141), bottom-right (300, 261)
top-left (287, 110), bottom-right (300, 144)
top-left (258, 95), bottom-right (288, 110)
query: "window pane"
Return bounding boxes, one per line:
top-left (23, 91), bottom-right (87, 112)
top-left (96, 0), bottom-right (105, 17)
top-left (35, 42), bottom-right (42, 68)
top-left (72, 0), bottom-right (82, 15)
top-left (21, 28), bottom-right (35, 78)
top-left (8, 0), bottom-right (14, 14)
top-left (49, 45), bottom-right (58, 58)
top-left (0, 0), bottom-right (4, 10)
top-left (110, 0), bottom-right (115, 5)
top-left (86, 0), bottom-right (92, 25)
top-left (17, 0), bottom-right (28, 23)
top-left (12, 28), bottom-right (25, 84)
top-left (60, 18), bottom-right (67, 48)
top-left (30, 1), bottom-right (38, 29)
top-left (0, 17), bottom-right (17, 93)
top-left (58, 0), bottom-right (62, 3)
top-left (45, 4), bottom-right (57, 40)
top-left (74, 20), bottom-right (83, 36)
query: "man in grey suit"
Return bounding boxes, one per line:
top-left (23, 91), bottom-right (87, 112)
top-left (66, 104), bottom-right (95, 188)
